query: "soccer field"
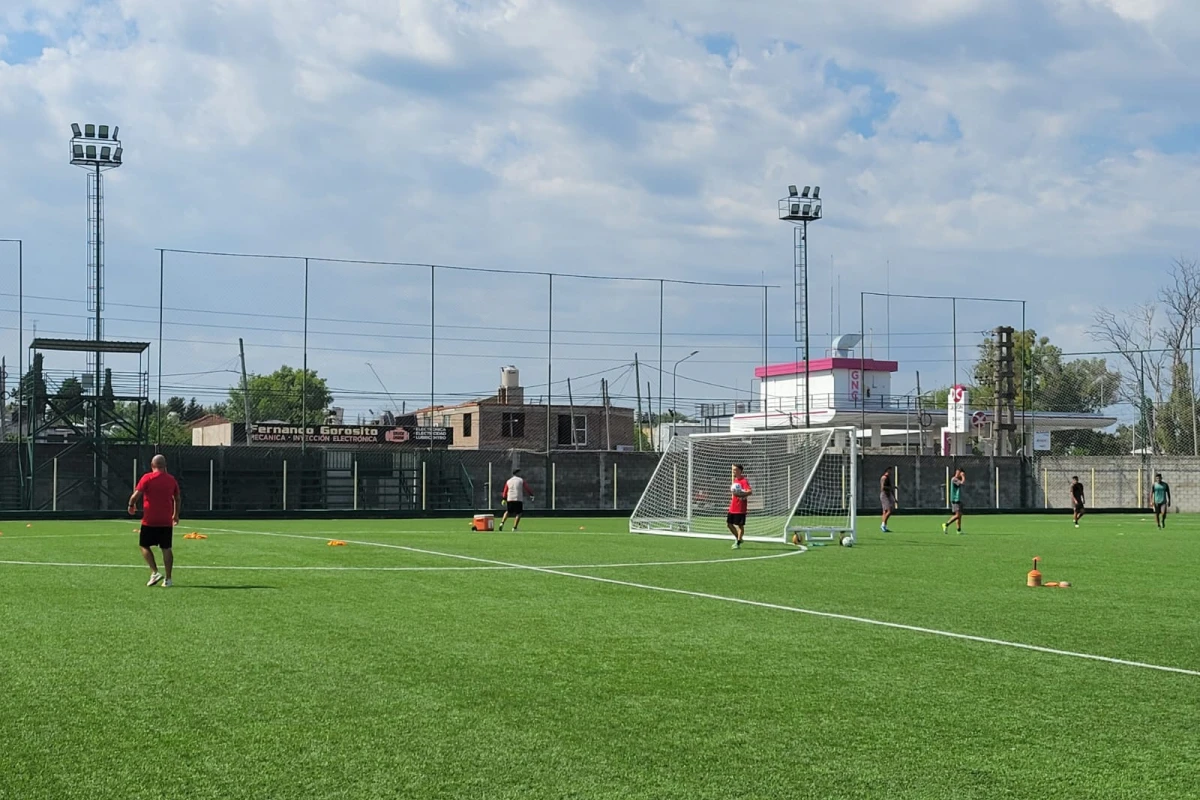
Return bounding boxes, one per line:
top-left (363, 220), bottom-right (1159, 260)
top-left (1, 515), bottom-right (1197, 800)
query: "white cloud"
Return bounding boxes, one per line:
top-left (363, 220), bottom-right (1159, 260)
top-left (0, 0), bottom-right (1198, 415)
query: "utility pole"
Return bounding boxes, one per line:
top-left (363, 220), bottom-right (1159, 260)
top-left (566, 377), bottom-right (578, 449)
top-left (238, 337), bottom-right (252, 445)
top-left (647, 381), bottom-right (654, 451)
top-left (602, 378), bottom-right (612, 451)
top-left (634, 354), bottom-right (643, 452)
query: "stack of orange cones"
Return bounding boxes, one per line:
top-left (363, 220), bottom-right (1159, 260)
top-left (183, 532), bottom-right (208, 540)
top-left (327, 540), bottom-right (348, 547)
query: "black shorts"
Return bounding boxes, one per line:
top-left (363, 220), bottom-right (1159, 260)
top-left (951, 503), bottom-right (963, 515)
top-left (139, 525), bottom-right (173, 549)
top-left (506, 501), bottom-right (524, 515)
top-left (726, 513), bottom-right (746, 527)
top-left (1073, 500), bottom-right (1085, 511)
top-left (1154, 502), bottom-right (1167, 514)
top-left (880, 493), bottom-right (896, 512)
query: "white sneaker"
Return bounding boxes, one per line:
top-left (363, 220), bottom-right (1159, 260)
top-left (147, 572), bottom-right (163, 587)
top-left (732, 541), bottom-right (741, 550)
top-left (162, 578), bottom-right (172, 588)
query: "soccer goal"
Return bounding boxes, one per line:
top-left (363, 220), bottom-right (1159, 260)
top-left (630, 427), bottom-right (858, 545)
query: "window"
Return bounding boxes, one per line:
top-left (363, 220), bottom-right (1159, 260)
top-left (462, 412), bottom-right (473, 438)
top-left (501, 412), bottom-right (525, 438)
top-left (557, 414), bottom-right (587, 446)
top-left (441, 415), bottom-right (451, 428)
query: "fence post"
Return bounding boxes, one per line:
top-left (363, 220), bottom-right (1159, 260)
top-left (1091, 466), bottom-right (1096, 509)
top-left (613, 462), bottom-right (618, 510)
top-left (1137, 467), bottom-right (1143, 508)
top-left (422, 461), bottom-right (427, 511)
top-left (894, 465), bottom-right (899, 505)
top-left (487, 462), bottom-right (493, 509)
top-left (353, 460), bottom-right (359, 511)
top-left (1043, 467), bottom-right (1048, 509)
top-left (208, 460), bottom-right (214, 511)
top-left (945, 466), bottom-right (950, 508)
top-left (283, 461), bottom-right (288, 511)
top-left (552, 462), bottom-right (557, 510)
top-left (133, 458), bottom-right (138, 488)
top-left (52, 458), bottom-right (58, 512)
top-left (995, 466), bottom-right (1000, 509)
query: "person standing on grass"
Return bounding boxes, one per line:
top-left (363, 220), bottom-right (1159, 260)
top-left (128, 454), bottom-right (180, 588)
top-left (728, 464), bottom-right (753, 549)
top-left (498, 469), bottom-right (533, 532)
top-left (943, 468), bottom-right (965, 534)
top-left (880, 468), bottom-right (897, 532)
top-left (1070, 476), bottom-right (1086, 528)
top-left (1151, 473), bottom-right (1171, 529)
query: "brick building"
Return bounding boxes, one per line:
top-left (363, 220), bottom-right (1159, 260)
top-left (419, 366), bottom-right (635, 451)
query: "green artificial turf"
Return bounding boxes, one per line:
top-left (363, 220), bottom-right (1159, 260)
top-left (1, 513), bottom-right (1197, 799)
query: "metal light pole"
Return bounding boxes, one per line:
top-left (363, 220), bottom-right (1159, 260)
top-left (779, 185), bottom-right (822, 428)
top-left (70, 123), bottom-right (122, 507)
top-left (672, 349), bottom-right (700, 442)
top-left (1, 240), bottom-right (21, 497)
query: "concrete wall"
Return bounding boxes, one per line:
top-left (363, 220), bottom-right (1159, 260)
top-left (1036, 456), bottom-right (1197, 511)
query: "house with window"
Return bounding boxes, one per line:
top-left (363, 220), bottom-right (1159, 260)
top-left (416, 366), bottom-right (635, 451)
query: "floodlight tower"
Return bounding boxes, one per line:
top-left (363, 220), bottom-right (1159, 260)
top-left (778, 185), bottom-right (823, 428)
top-left (70, 123), bottom-right (123, 437)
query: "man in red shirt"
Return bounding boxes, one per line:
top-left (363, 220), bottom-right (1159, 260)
top-left (727, 464), bottom-right (753, 549)
top-left (128, 454), bottom-right (181, 587)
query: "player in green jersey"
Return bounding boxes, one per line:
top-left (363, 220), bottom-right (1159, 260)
top-left (1151, 473), bottom-right (1171, 529)
top-left (943, 468), bottom-right (965, 534)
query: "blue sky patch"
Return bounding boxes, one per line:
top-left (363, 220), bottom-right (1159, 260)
top-left (2, 30), bottom-right (50, 65)
top-left (823, 60), bottom-right (898, 138)
top-left (1153, 124), bottom-right (1200, 155)
top-left (700, 32), bottom-right (736, 59)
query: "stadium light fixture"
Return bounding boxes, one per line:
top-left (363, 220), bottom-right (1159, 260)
top-left (800, 186), bottom-right (810, 198)
top-left (788, 185), bottom-right (799, 197)
top-left (813, 186), bottom-right (820, 199)
top-left (71, 123), bottom-right (82, 137)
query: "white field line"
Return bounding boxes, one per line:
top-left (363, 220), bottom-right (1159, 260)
top-left (0, 526), bottom-right (801, 572)
top-left (236, 530), bottom-right (1200, 679)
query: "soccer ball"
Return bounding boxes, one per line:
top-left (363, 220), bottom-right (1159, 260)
top-left (730, 483), bottom-right (742, 495)
top-left (839, 535), bottom-right (854, 547)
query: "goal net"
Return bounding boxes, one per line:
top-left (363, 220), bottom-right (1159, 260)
top-left (630, 427), bottom-right (857, 545)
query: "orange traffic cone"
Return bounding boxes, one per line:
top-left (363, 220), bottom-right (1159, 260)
top-left (1027, 557), bottom-right (1042, 588)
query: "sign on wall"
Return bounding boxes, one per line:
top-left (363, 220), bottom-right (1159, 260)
top-left (948, 384), bottom-right (968, 434)
top-left (249, 423), bottom-right (452, 446)
top-left (849, 369), bottom-right (861, 404)
top-left (1033, 430), bottom-right (1051, 452)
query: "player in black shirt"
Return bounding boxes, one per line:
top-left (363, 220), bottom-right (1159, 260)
top-left (1070, 476), bottom-right (1085, 528)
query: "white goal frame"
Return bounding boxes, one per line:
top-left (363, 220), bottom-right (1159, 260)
top-left (629, 426), bottom-right (858, 545)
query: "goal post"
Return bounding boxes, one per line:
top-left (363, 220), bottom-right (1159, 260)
top-left (630, 426), bottom-right (858, 545)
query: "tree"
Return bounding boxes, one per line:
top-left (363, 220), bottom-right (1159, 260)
top-left (227, 366), bottom-right (333, 426)
top-left (166, 397), bottom-right (187, 419)
top-left (55, 376), bottom-right (85, 423)
top-left (184, 398), bottom-right (206, 421)
top-left (1091, 258), bottom-right (1200, 455)
top-left (970, 330), bottom-right (1123, 455)
top-left (100, 369), bottom-right (115, 416)
top-left (18, 353), bottom-right (48, 418)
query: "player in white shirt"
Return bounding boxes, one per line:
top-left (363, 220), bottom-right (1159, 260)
top-left (499, 469), bottom-right (534, 531)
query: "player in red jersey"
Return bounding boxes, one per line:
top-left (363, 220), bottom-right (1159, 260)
top-left (727, 464), bottom-right (753, 549)
top-left (128, 454), bottom-right (181, 587)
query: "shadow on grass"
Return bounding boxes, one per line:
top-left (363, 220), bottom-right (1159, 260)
top-left (177, 585), bottom-right (277, 591)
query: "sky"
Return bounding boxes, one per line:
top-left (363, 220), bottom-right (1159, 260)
top-left (1, 0), bottom-right (1198, 421)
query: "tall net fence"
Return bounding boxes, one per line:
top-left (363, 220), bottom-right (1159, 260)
top-left (2, 246), bottom-right (772, 512)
